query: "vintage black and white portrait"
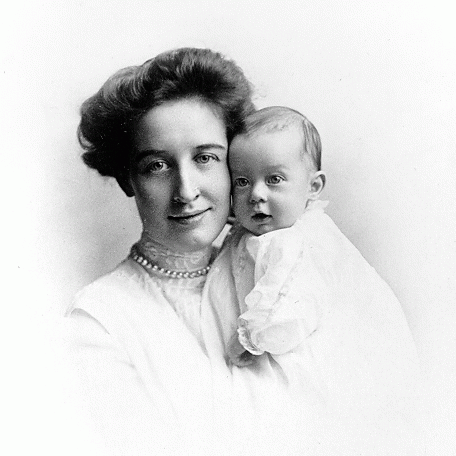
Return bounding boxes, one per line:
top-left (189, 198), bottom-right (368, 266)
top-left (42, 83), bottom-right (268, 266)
top-left (5, 1), bottom-right (454, 455)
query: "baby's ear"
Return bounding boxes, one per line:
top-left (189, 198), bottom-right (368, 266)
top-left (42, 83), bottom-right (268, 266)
top-left (309, 171), bottom-right (326, 199)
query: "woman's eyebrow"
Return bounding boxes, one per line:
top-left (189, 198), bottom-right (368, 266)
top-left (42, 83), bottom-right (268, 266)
top-left (134, 149), bottom-right (165, 163)
top-left (134, 143), bottom-right (227, 164)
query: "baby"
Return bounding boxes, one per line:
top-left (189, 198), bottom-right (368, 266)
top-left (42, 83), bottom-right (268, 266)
top-left (206, 106), bottom-right (421, 452)
top-left (222, 107), bottom-right (416, 383)
top-left (225, 106), bottom-right (326, 368)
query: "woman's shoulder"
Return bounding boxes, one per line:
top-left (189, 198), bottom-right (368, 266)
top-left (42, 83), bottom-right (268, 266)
top-left (68, 259), bottom-right (157, 317)
top-left (74, 259), bottom-right (140, 295)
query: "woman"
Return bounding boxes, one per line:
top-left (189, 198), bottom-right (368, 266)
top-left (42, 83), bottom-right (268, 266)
top-left (67, 47), bottom-right (266, 455)
top-left (67, 48), bottom-right (422, 455)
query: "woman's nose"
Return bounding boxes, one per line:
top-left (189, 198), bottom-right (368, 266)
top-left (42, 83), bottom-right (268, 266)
top-left (249, 182), bottom-right (267, 203)
top-left (172, 166), bottom-right (200, 203)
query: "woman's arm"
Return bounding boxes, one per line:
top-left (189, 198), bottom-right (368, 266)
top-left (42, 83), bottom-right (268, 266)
top-left (65, 309), bottom-right (180, 456)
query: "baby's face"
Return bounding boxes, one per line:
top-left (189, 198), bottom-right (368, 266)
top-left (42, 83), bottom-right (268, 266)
top-left (229, 128), bottom-right (314, 236)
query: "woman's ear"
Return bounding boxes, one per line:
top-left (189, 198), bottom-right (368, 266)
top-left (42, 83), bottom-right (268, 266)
top-left (308, 171), bottom-right (326, 199)
top-left (116, 175), bottom-right (135, 197)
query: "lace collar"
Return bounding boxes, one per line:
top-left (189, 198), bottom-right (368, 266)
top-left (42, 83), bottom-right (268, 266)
top-left (136, 231), bottom-right (213, 271)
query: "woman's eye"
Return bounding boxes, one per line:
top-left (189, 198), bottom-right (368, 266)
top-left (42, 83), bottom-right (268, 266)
top-left (267, 175), bottom-right (284, 185)
top-left (145, 160), bottom-right (169, 173)
top-left (195, 154), bottom-right (217, 164)
top-left (234, 177), bottom-right (249, 188)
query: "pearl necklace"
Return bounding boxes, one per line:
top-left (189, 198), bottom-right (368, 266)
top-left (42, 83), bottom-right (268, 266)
top-left (130, 245), bottom-right (211, 279)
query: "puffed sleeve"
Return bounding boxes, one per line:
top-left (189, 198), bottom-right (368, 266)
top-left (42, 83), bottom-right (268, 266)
top-left (65, 308), bottom-right (180, 456)
top-left (237, 226), bottom-right (326, 356)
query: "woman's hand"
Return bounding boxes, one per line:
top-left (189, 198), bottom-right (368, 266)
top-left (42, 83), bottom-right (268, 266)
top-left (227, 333), bottom-right (255, 367)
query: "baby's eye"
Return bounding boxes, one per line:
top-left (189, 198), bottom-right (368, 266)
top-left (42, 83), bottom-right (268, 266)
top-left (195, 153), bottom-right (217, 164)
top-left (267, 175), bottom-right (284, 185)
top-left (233, 177), bottom-right (249, 188)
top-left (145, 160), bottom-right (170, 173)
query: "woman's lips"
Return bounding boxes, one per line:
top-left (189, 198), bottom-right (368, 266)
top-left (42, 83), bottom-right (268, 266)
top-left (168, 209), bottom-right (210, 225)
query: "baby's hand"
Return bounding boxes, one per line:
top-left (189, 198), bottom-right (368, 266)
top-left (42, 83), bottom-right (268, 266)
top-left (227, 333), bottom-right (255, 367)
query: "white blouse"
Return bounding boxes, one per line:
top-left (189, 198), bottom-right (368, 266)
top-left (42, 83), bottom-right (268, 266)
top-left (66, 233), bottom-right (424, 455)
top-left (150, 273), bottom-right (206, 349)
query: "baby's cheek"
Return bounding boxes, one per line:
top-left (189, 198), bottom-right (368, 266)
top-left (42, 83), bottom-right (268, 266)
top-left (232, 193), bottom-right (246, 216)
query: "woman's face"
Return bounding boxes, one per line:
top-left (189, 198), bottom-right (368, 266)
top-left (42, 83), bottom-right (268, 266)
top-left (128, 99), bottom-right (230, 252)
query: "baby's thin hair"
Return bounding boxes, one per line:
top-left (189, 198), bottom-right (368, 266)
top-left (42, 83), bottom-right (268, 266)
top-left (240, 106), bottom-right (322, 171)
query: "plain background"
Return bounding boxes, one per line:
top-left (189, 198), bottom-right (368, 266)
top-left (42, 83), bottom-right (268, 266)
top-left (3, 0), bottom-right (455, 454)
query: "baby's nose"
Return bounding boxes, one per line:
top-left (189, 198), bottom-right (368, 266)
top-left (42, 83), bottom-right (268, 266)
top-left (249, 182), bottom-right (267, 203)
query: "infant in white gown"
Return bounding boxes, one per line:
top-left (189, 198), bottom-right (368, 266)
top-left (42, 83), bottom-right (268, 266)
top-left (209, 106), bottom-right (423, 453)
top-left (228, 200), bottom-right (332, 395)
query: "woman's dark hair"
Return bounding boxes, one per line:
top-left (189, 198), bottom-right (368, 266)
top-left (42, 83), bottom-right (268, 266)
top-left (78, 47), bottom-right (255, 179)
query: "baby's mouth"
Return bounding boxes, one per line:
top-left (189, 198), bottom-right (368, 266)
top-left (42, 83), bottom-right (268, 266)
top-left (252, 213), bottom-right (271, 222)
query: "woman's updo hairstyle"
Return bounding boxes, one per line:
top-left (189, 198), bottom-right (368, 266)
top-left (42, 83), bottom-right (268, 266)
top-left (78, 48), bottom-right (255, 180)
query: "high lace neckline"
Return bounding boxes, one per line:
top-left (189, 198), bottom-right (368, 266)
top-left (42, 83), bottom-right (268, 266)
top-left (136, 231), bottom-right (213, 272)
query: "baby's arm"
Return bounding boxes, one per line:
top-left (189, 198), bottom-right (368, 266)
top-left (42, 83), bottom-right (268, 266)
top-left (237, 231), bottom-right (322, 357)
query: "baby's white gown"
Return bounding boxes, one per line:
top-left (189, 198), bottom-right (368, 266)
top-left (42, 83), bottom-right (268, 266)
top-left (206, 200), bottom-right (423, 454)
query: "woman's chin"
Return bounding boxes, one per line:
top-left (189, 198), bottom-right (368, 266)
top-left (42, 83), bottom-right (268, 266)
top-left (142, 210), bottom-right (229, 253)
top-left (170, 215), bottom-right (228, 251)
